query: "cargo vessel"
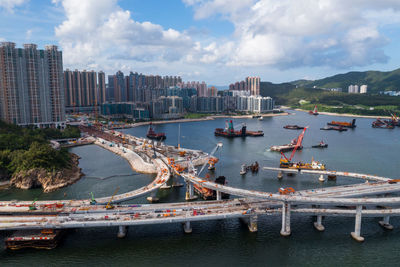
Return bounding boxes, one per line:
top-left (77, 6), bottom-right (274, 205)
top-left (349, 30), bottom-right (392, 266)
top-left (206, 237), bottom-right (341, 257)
top-left (283, 125), bottom-right (305, 130)
top-left (214, 120), bottom-right (264, 138)
top-left (146, 123), bottom-right (166, 140)
top-left (327, 119), bottom-right (356, 128)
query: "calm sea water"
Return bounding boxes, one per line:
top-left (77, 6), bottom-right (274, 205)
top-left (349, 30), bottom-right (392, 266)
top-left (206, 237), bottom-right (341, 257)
top-left (1, 110), bottom-right (400, 266)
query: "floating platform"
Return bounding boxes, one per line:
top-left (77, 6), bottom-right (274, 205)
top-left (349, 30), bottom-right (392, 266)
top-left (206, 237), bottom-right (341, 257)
top-left (5, 229), bottom-right (65, 250)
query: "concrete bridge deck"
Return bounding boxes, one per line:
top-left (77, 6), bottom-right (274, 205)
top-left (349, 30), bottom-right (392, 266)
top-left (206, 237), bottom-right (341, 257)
top-left (2, 129), bottom-right (400, 242)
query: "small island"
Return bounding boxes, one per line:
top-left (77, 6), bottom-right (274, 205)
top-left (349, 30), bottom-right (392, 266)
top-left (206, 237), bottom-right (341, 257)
top-left (0, 120), bottom-right (83, 192)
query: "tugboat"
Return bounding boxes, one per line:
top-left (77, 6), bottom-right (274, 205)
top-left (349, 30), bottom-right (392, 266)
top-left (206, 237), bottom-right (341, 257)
top-left (309, 105), bottom-right (319, 115)
top-left (312, 140), bottom-right (328, 148)
top-left (215, 120), bottom-right (264, 137)
top-left (146, 123), bottom-right (166, 141)
top-left (283, 125), bottom-right (305, 130)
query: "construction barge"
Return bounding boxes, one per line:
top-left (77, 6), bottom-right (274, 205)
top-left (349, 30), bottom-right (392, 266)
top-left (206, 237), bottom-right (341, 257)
top-left (5, 229), bottom-right (65, 250)
top-left (327, 119), bottom-right (356, 128)
top-left (214, 120), bottom-right (264, 138)
top-left (283, 125), bottom-right (304, 130)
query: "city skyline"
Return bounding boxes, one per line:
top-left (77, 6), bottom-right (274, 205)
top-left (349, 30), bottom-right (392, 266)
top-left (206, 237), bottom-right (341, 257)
top-left (1, 0), bottom-right (400, 85)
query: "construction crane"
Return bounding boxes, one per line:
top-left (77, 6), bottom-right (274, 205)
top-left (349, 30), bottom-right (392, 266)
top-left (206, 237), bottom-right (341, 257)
top-left (105, 187), bottom-right (120, 209)
top-left (195, 142), bottom-right (223, 177)
top-left (281, 127), bottom-right (308, 163)
top-left (90, 192), bottom-right (97, 205)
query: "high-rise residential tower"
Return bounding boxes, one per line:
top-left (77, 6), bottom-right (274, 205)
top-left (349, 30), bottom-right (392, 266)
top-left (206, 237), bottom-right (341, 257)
top-left (246, 76), bottom-right (260, 96)
top-left (0, 42), bottom-right (65, 128)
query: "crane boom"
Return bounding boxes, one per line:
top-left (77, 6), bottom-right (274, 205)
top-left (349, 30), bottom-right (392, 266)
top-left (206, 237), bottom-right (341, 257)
top-left (288, 127), bottom-right (307, 161)
top-left (197, 142), bottom-right (223, 176)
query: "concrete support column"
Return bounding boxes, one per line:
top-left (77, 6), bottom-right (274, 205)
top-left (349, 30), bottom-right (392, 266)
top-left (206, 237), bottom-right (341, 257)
top-left (183, 221), bottom-right (192, 234)
top-left (216, 191), bottom-right (221, 201)
top-left (351, 205), bottom-right (364, 242)
top-left (280, 202), bottom-right (291, 236)
top-left (185, 182), bottom-right (194, 200)
top-left (117, 225), bottom-right (127, 238)
top-left (314, 215), bottom-right (325, 231)
top-left (248, 214), bottom-right (258, 232)
top-left (379, 215), bottom-right (394, 230)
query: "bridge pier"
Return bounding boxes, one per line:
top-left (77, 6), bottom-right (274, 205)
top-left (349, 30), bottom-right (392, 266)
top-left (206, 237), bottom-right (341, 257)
top-left (314, 215), bottom-right (325, 231)
top-left (216, 191), bottom-right (221, 201)
top-left (379, 215), bottom-right (394, 230)
top-left (351, 205), bottom-right (364, 242)
top-left (117, 226), bottom-right (127, 238)
top-left (248, 214), bottom-right (258, 232)
top-left (183, 221), bottom-right (192, 234)
top-left (185, 182), bottom-right (196, 201)
top-left (280, 202), bottom-right (291, 236)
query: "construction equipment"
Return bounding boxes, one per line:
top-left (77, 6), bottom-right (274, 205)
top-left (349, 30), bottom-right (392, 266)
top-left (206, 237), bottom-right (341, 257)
top-left (29, 198), bottom-right (38, 211)
top-left (105, 187), bottom-right (120, 209)
top-left (90, 192), bottom-right (97, 205)
top-left (197, 142), bottom-right (223, 176)
top-left (280, 127), bottom-right (307, 164)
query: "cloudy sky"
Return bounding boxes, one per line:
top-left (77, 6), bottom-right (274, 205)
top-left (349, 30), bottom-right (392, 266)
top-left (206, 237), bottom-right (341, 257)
top-left (1, 0), bottom-right (400, 85)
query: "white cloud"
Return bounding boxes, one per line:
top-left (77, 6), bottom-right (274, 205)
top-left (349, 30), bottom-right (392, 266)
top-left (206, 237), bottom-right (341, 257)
top-left (55, 0), bottom-right (194, 73)
top-left (25, 29), bottom-right (32, 39)
top-left (0, 0), bottom-right (28, 13)
top-left (185, 0), bottom-right (400, 69)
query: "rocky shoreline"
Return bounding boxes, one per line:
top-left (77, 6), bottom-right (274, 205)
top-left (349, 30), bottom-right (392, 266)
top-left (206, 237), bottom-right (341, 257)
top-left (9, 153), bottom-right (84, 193)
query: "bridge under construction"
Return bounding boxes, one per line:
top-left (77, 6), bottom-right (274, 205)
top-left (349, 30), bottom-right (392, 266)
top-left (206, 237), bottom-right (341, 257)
top-left (2, 127), bottom-right (400, 247)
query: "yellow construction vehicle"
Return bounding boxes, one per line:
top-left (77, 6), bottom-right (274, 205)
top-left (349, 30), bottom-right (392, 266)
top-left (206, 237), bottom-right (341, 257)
top-left (105, 187), bottom-right (120, 210)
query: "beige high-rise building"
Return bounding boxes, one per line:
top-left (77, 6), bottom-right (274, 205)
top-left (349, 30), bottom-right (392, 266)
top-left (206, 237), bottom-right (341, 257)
top-left (0, 42), bottom-right (65, 128)
top-left (246, 76), bottom-right (260, 96)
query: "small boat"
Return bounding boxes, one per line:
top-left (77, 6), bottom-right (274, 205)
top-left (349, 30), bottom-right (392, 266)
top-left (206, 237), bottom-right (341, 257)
top-left (258, 116), bottom-right (263, 121)
top-left (283, 125), bottom-right (305, 130)
top-left (312, 140), bottom-right (328, 148)
top-left (240, 164), bottom-right (247, 175)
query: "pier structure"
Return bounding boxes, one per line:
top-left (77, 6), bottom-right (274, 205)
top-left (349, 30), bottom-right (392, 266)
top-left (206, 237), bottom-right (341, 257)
top-left (2, 128), bottom-right (400, 244)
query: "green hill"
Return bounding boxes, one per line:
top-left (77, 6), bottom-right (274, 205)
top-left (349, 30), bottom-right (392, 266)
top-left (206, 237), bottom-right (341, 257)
top-left (292, 68), bottom-right (400, 93)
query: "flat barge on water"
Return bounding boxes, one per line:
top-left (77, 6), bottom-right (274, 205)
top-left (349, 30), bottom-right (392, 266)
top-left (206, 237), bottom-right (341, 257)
top-left (5, 229), bottom-right (65, 250)
top-left (214, 120), bottom-right (264, 138)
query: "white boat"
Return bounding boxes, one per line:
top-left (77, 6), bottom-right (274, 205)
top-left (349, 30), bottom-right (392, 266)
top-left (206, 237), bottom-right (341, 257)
top-left (258, 116), bottom-right (263, 121)
top-left (240, 164), bottom-right (247, 175)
